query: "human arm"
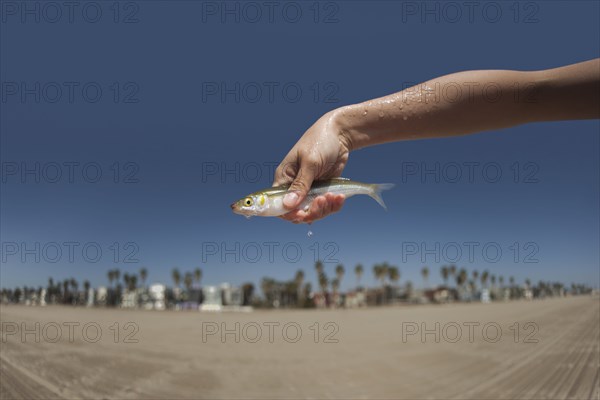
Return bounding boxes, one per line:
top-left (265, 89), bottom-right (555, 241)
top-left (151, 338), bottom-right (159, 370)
top-left (274, 58), bottom-right (600, 223)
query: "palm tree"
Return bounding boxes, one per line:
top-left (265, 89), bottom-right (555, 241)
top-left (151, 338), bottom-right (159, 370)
top-left (388, 267), bottom-right (400, 300)
top-left (62, 279), bottom-right (69, 301)
top-left (172, 268), bottom-right (181, 288)
top-left (421, 266), bottom-right (429, 288)
top-left (194, 268), bottom-right (202, 285)
top-left (449, 264), bottom-right (457, 277)
top-left (525, 278), bottom-right (531, 289)
top-left (261, 278), bottom-right (275, 305)
top-left (47, 278), bottom-right (55, 301)
top-left (449, 265), bottom-right (457, 288)
top-left (354, 264), bottom-right (364, 288)
top-left (388, 266), bottom-right (400, 285)
top-left (129, 274), bottom-right (138, 291)
top-left (468, 279), bottom-right (476, 293)
top-left (261, 278), bottom-right (273, 304)
top-left (490, 274), bottom-right (496, 287)
top-left (538, 281), bottom-right (546, 295)
top-left (481, 270), bottom-right (489, 288)
top-left (83, 280), bottom-right (91, 301)
top-left (302, 282), bottom-right (312, 304)
top-left (331, 278), bottom-right (340, 298)
top-left (471, 270), bottom-right (479, 291)
top-left (108, 270), bottom-right (114, 287)
top-left (139, 268), bottom-right (148, 287)
top-left (318, 272), bottom-right (329, 301)
top-left (373, 264), bottom-right (388, 288)
top-left (294, 270), bottom-right (304, 288)
top-left (335, 264), bottom-right (345, 291)
top-left (373, 264), bottom-right (381, 284)
top-left (294, 270), bottom-right (304, 305)
top-left (509, 276), bottom-right (516, 298)
top-left (440, 266), bottom-right (449, 286)
top-left (284, 281), bottom-right (296, 307)
top-left (553, 282), bottom-right (564, 296)
top-left (113, 269), bottom-right (121, 286)
top-left (315, 260), bottom-right (324, 275)
top-left (316, 261), bottom-right (326, 302)
top-left (184, 272), bottom-right (193, 292)
top-left (499, 276), bottom-right (505, 288)
top-left (241, 282), bottom-right (255, 306)
top-left (381, 262), bottom-right (390, 282)
top-left (456, 268), bottom-right (468, 297)
top-left (373, 263), bottom-right (388, 303)
top-left (318, 272), bottom-right (328, 293)
top-left (405, 281), bottom-right (414, 299)
top-left (123, 273), bottom-right (130, 291)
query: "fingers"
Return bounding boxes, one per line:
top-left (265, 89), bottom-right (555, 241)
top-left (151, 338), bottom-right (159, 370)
top-left (273, 158), bottom-right (297, 187)
top-left (279, 193), bottom-right (345, 224)
top-left (283, 159), bottom-right (317, 209)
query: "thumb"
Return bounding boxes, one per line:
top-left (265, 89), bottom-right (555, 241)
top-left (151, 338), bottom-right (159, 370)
top-left (284, 162), bottom-right (316, 209)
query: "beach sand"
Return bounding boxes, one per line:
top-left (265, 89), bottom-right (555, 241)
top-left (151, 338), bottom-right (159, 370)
top-left (1, 296), bottom-right (598, 399)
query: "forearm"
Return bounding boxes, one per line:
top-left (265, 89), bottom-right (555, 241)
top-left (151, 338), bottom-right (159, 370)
top-left (334, 59), bottom-right (600, 150)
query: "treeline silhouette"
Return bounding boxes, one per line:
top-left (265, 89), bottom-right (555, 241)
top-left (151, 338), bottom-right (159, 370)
top-left (0, 263), bottom-right (595, 308)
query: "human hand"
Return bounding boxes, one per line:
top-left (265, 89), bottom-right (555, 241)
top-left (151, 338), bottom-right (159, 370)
top-left (272, 110), bottom-right (351, 224)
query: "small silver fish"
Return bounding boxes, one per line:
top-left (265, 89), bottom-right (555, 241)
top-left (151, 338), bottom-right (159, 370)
top-left (231, 178), bottom-right (394, 217)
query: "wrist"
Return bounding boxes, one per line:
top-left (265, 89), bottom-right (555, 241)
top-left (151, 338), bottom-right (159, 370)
top-left (330, 105), bottom-right (365, 152)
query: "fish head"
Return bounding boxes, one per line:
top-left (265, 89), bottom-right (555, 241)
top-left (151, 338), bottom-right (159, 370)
top-left (231, 193), bottom-right (269, 217)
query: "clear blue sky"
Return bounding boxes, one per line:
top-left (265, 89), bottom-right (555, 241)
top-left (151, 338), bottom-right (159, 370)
top-left (1, 1), bottom-right (598, 292)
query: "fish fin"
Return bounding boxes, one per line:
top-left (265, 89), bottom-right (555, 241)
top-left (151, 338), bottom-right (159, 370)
top-left (368, 183), bottom-right (395, 210)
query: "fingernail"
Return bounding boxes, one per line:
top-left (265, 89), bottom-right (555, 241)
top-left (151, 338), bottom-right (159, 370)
top-left (284, 192), bottom-right (299, 207)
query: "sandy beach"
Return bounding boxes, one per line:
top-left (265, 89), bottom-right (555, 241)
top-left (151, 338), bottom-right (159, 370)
top-left (1, 296), bottom-right (598, 399)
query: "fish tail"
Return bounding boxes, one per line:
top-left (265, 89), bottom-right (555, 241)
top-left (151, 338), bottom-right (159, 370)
top-left (368, 183), bottom-right (395, 210)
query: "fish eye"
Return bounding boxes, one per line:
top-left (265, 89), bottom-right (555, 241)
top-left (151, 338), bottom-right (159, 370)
top-left (244, 198), bottom-right (253, 207)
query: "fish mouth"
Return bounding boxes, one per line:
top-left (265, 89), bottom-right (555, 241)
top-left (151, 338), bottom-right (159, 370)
top-left (231, 203), bottom-right (255, 217)
top-left (231, 202), bottom-right (247, 215)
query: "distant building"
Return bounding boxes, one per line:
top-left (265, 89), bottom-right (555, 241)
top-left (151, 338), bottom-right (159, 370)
top-left (228, 286), bottom-right (243, 306)
top-left (96, 286), bottom-right (108, 306)
top-left (86, 288), bottom-right (94, 307)
top-left (344, 290), bottom-right (366, 308)
top-left (200, 286), bottom-right (222, 311)
top-left (422, 286), bottom-right (460, 303)
top-left (425, 287), bottom-right (450, 303)
top-left (149, 284), bottom-right (166, 310)
top-left (180, 287), bottom-right (202, 310)
top-left (121, 290), bottom-right (138, 308)
top-left (480, 289), bottom-right (491, 303)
